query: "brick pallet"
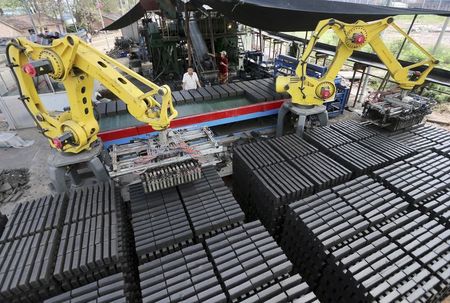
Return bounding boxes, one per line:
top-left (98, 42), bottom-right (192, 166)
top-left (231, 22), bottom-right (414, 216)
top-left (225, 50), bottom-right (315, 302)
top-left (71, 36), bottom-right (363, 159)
top-left (304, 126), bottom-right (354, 150)
top-left (434, 142), bottom-right (450, 156)
top-left (267, 134), bottom-right (318, 160)
top-left (326, 141), bottom-right (390, 175)
top-left (281, 176), bottom-right (449, 303)
top-left (138, 244), bottom-right (224, 303)
top-left (0, 212), bottom-right (6, 238)
top-left (415, 190), bottom-right (450, 228)
top-left (239, 274), bottom-right (317, 303)
top-left (178, 166), bottom-right (245, 240)
top-left (54, 183), bottom-right (130, 291)
top-left (330, 120), bottom-right (379, 141)
top-left (233, 135), bottom-right (352, 237)
top-left (281, 176), bottom-right (408, 288)
top-left (128, 184), bottom-right (194, 264)
top-left (373, 151), bottom-right (450, 203)
top-left (0, 182), bottom-right (131, 303)
top-left (358, 135), bottom-right (416, 162)
top-left (252, 161), bottom-right (314, 236)
top-left (43, 273), bottom-right (127, 303)
top-left (0, 194), bottom-right (67, 302)
top-left (389, 124), bottom-right (450, 151)
top-left (232, 141), bottom-right (284, 219)
top-left (137, 221), bottom-right (317, 303)
top-left (129, 166), bottom-right (244, 263)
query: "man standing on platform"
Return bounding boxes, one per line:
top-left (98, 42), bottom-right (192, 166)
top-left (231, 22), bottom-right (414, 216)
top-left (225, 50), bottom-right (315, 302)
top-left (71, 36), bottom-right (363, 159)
top-left (182, 67), bottom-right (202, 90)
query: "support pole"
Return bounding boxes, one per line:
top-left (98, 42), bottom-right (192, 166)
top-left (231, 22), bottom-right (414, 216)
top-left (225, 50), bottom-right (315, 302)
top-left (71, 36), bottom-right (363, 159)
top-left (65, 0), bottom-right (78, 32)
top-left (259, 29), bottom-right (263, 52)
top-left (184, 4), bottom-right (192, 66)
top-left (96, 0), bottom-right (110, 49)
top-left (379, 15), bottom-right (417, 91)
top-left (432, 17), bottom-right (449, 55)
top-left (208, 11), bottom-right (216, 55)
top-left (21, 0), bottom-right (37, 34)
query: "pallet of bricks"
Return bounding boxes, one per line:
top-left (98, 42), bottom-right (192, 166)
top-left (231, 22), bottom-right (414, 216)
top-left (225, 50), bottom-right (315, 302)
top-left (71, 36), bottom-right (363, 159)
top-left (281, 153), bottom-right (450, 302)
top-left (128, 166), bottom-right (246, 264)
top-left (303, 120), bottom-right (417, 176)
top-left (0, 182), bottom-right (134, 303)
top-left (233, 132), bottom-right (353, 237)
top-left (389, 124), bottom-right (450, 152)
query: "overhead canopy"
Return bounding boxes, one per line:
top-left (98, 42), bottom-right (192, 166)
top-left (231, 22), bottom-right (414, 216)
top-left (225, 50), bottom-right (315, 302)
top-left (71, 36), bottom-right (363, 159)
top-left (103, 0), bottom-right (177, 31)
top-left (195, 0), bottom-right (450, 31)
top-left (103, 2), bottom-right (147, 30)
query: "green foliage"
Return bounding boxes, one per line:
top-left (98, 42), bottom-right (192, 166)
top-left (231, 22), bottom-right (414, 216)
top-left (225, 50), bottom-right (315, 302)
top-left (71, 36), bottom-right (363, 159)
top-left (422, 84), bottom-right (450, 103)
top-left (0, 0), bottom-right (22, 9)
top-left (387, 39), bottom-right (450, 71)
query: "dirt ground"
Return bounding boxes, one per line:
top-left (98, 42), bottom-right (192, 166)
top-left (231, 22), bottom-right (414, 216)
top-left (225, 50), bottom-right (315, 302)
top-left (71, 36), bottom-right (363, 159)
top-left (426, 103), bottom-right (450, 131)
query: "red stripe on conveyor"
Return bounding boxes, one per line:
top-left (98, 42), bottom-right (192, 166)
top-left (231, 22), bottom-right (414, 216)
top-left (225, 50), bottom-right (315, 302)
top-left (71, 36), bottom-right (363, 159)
top-left (98, 100), bottom-right (285, 142)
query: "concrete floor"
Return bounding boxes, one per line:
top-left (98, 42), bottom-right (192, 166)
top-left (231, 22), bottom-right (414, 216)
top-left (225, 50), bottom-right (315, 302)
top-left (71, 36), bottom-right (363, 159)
top-left (0, 128), bottom-right (52, 215)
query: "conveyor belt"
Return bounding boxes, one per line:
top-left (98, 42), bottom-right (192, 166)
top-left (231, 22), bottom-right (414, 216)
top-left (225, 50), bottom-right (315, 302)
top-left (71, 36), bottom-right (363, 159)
top-left (96, 79), bottom-right (288, 134)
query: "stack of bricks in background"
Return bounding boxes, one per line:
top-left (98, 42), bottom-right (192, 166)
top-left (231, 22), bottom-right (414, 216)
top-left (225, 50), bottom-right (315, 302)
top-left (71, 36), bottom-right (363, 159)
top-left (281, 176), bottom-right (408, 289)
top-left (434, 142), bottom-right (450, 156)
top-left (373, 151), bottom-right (450, 203)
top-left (282, 175), bottom-right (449, 302)
top-left (137, 221), bottom-right (317, 303)
top-left (416, 190), bottom-right (450, 228)
top-left (0, 195), bottom-right (67, 302)
top-left (138, 244), bottom-right (225, 303)
top-left (44, 272), bottom-right (127, 303)
top-left (330, 120), bottom-right (379, 141)
top-left (54, 183), bottom-right (130, 291)
top-left (204, 220), bottom-right (317, 302)
top-left (0, 182), bottom-right (132, 303)
top-left (0, 211), bottom-right (7, 238)
top-left (389, 124), bottom-right (450, 152)
top-left (128, 184), bottom-right (193, 264)
top-left (305, 120), bottom-right (417, 175)
top-left (129, 166), bottom-right (244, 263)
top-left (232, 140), bottom-right (284, 219)
top-left (239, 274), bottom-right (318, 303)
top-left (178, 166), bottom-right (244, 239)
top-left (233, 134), bottom-right (351, 237)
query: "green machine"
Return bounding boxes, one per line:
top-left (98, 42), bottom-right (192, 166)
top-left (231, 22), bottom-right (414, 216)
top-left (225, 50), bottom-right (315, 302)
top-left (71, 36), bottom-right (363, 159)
top-left (140, 3), bottom-right (240, 86)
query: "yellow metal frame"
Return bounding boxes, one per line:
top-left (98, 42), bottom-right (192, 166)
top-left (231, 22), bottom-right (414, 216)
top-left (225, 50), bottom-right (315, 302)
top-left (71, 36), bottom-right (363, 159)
top-left (7, 35), bottom-right (177, 153)
top-left (276, 17), bottom-right (438, 106)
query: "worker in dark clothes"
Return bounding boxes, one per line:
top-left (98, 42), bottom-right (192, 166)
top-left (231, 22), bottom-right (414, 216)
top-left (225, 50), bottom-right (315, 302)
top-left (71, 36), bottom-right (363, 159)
top-left (218, 50), bottom-right (229, 84)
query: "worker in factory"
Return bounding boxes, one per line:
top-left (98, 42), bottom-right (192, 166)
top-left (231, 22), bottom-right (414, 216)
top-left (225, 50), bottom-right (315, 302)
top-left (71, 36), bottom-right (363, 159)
top-left (218, 50), bottom-right (229, 84)
top-left (182, 67), bottom-right (202, 90)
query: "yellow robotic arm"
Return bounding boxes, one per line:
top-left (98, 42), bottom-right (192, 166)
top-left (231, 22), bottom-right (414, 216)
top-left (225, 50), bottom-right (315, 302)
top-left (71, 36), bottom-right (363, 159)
top-left (276, 17), bottom-right (439, 106)
top-left (7, 35), bottom-right (177, 153)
